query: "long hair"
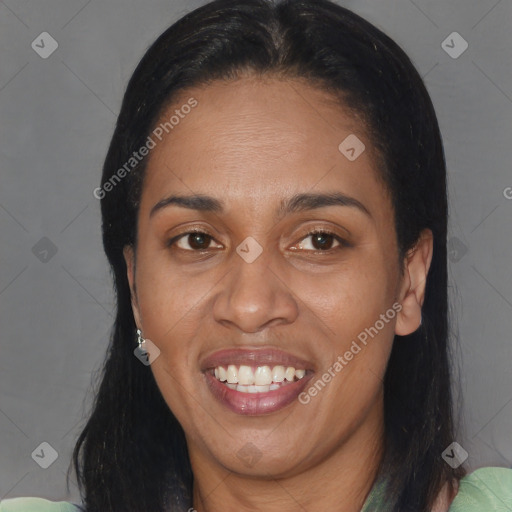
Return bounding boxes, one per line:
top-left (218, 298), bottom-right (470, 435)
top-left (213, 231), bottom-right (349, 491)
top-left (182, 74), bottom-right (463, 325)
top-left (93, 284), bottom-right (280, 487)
top-left (70, 1), bottom-right (466, 510)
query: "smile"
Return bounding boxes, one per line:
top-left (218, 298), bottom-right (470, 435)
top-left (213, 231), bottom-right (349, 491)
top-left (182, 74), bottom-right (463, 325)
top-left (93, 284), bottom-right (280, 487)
top-left (201, 348), bottom-right (315, 415)
top-left (212, 364), bottom-right (307, 392)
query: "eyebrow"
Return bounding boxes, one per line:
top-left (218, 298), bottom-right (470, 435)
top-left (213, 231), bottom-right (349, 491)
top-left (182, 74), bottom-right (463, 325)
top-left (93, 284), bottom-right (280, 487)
top-left (149, 192), bottom-right (371, 219)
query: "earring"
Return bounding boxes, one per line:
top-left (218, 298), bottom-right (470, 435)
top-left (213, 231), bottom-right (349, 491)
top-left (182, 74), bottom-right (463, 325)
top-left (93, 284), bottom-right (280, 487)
top-left (136, 328), bottom-right (145, 349)
top-left (134, 328), bottom-right (160, 366)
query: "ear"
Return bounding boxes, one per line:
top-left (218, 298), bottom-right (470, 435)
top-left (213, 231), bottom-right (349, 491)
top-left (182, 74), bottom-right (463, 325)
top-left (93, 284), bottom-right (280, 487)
top-left (123, 245), bottom-right (142, 330)
top-left (395, 228), bottom-right (434, 336)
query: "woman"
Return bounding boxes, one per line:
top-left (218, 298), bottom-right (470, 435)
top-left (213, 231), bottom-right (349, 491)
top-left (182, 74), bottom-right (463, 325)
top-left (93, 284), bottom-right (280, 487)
top-left (2, 0), bottom-right (511, 511)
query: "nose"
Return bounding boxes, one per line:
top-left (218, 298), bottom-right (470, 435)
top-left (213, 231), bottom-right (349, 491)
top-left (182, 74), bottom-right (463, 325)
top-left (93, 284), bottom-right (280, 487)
top-left (212, 249), bottom-right (299, 334)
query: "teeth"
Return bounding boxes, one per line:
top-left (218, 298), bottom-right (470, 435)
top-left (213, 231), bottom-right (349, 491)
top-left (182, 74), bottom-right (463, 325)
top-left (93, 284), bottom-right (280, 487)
top-left (238, 365), bottom-right (254, 385)
top-left (218, 366), bottom-right (227, 382)
top-left (254, 366), bottom-right (272, 385)
top-left (236, 384), bottom-right (271, 393)
top-left (212, 364), bottom-right (307, 390)
top-left (226, 365), bottom-right (238, 384)
top-left (272, 365), bottom-right (285, 382)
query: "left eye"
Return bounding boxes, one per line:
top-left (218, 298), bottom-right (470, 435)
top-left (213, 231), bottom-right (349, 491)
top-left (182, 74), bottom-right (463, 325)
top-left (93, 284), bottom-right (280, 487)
top-left (294, 231), bottom-right (344, 251)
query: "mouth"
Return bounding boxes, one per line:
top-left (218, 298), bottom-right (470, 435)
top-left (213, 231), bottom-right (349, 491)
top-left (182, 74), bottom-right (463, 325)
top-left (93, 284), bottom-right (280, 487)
top-left (201, 348), bottom-right (315, 415)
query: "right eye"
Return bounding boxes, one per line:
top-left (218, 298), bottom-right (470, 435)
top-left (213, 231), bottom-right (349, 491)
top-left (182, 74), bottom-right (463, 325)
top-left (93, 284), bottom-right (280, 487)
top-left (167, 230), bottom-right (223, 252)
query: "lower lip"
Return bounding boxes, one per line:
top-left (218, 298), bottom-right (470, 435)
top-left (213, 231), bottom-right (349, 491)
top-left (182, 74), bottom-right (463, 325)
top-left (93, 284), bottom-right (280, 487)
top-left (204, 371), bottom-right (314, 415)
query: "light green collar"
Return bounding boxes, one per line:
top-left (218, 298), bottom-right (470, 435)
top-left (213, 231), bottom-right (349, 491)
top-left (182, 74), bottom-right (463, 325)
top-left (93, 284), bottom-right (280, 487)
top-left (360, 473), bottom-right (391, 512)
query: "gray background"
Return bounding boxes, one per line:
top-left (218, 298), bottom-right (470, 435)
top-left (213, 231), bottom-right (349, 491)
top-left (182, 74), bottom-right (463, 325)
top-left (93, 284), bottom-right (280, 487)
top-left (0, 0), bottom-right (511, 504)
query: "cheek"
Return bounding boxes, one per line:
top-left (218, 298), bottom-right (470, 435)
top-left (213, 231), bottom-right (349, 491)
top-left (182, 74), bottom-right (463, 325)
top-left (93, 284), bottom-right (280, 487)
top-left (299, 251), bottom-right (394, 332)
top-left (133, 253), bottom-right (218, 373)
top-left (135, 246), bottom-right (210, 319)
top-left (296, 249), bottom-right (397, 400)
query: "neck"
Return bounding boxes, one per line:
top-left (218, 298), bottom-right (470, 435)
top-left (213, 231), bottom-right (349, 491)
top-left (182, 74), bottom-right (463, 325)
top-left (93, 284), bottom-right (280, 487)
top-left (190, 399), bottom-right (385, 512)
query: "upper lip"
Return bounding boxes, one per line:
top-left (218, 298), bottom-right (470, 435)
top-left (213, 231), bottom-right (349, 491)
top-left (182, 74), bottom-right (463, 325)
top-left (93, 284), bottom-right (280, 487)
top-left (200, 347), bottom-right (315, 371)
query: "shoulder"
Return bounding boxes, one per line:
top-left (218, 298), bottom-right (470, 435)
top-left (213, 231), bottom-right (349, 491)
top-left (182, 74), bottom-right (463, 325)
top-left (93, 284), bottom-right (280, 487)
top-left (0, 497), bottom-right (83, 512)
top-left (449, 466), bottom-right (512, 511)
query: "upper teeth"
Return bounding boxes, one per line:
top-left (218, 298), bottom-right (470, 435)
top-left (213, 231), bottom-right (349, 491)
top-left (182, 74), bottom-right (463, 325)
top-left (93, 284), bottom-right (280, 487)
top-left (214, 365), bottom-right (306, 385)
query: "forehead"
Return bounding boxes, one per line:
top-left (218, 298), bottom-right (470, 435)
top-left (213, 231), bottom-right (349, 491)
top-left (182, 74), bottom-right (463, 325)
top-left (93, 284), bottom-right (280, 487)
top-left (140, 75), bottom-right (392, 223)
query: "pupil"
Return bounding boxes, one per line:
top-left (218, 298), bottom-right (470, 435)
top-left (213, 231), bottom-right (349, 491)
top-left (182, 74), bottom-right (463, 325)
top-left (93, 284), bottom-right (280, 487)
top-left (313, 233), bottom-right (332, 250)
top-left (190, 233), bottom-right (209, 250)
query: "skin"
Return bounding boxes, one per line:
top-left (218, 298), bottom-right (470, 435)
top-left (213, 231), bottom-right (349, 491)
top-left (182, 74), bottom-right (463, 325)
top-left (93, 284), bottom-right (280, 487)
top-left (124, 75), bottom-right (434, 512)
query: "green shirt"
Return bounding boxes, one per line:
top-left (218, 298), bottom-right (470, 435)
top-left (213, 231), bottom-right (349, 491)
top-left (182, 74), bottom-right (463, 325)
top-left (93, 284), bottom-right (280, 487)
top-left (361, 466), bottom-right (512, 511)
top-left (2, 466), bottom-right (511, 511)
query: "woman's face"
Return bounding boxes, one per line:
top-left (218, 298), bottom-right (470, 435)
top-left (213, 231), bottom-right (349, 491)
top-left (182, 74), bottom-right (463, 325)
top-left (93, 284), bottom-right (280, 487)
top-left (124, 75), bottom-right (430, 479)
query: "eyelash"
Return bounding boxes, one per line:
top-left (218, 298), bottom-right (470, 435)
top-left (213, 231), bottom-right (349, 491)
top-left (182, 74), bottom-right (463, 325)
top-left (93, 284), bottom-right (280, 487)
top-left (166, 228), bottom-right (348, 253)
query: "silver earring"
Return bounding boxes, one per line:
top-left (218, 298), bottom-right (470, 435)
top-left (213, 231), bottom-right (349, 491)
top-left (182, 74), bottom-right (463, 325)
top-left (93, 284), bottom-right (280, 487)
top-left (136, 328), bottom-right (145, 349)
